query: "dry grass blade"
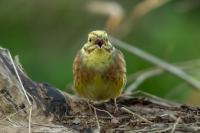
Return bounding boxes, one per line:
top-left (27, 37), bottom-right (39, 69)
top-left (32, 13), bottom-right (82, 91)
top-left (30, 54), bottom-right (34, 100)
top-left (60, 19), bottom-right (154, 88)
top-left (126, 58), bottom-right (200, 93)
top-left (121, 107), bottom-right (152, 124)
top-left (94, 108), bottom-right (100, 133)
top-left (6, 49), bottom-right (33, 133)
top-left (6, 49), bottom-right (32, 105)
top-left (171, 117), bottom-right (181, 133)
top-left (110, 37), bottom-right (200, 91)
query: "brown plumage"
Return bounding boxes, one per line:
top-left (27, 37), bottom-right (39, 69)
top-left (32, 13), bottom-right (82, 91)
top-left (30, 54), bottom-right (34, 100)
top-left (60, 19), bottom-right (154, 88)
top-left (72, 30), bottom-right (126, 102)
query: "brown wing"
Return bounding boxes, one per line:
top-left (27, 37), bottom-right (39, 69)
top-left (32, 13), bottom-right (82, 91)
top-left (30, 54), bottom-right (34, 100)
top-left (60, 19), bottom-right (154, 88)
top-left (73, 51), bottom-right (82, 75)
top-left (103, 49), bottom-right (126, 97)
top-left (72, 51), bottom-right (83, 92)
top-left (72, 51), bottom-right (94, 97)
top-left (114, 49), bottom-right (126, 74)
top-left (114, 49), bottom-right (127, 90)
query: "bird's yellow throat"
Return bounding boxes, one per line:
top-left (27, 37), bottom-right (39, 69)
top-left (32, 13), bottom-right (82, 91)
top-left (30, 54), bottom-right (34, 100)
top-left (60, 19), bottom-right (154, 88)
top-left (81, 47), bottom-right (114, 71)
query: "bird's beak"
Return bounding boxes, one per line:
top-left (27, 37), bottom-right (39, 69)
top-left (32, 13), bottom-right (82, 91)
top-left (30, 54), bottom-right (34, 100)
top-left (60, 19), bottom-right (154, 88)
top-left (95, 39), bottom-right (104, 48)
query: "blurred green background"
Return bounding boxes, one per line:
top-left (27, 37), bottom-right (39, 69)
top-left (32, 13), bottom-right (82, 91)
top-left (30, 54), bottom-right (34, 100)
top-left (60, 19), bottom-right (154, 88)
top-left (1, 0), bottom-right (200, 104)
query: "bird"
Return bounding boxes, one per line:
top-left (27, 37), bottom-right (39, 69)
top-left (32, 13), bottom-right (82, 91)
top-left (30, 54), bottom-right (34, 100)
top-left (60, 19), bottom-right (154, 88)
top-left (73, 30), bottom-right (126, 110)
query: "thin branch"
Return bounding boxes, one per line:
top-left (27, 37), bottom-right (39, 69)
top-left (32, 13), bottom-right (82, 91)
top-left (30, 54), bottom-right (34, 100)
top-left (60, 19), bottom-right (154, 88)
top-left (110, 37), bottom-right (200, 91)
top-left (121, 107), bottom-right (152, 124)
top-left (29, 106), bottom-right (32, 133)
top-left (90, 104), bottom-right (114, 118)
top-left (95, 108), bottom-right (114, 119)
top-left (171, 117), bottom-right (181, 133)
top-left (93, 108), bottom-right (100, 133)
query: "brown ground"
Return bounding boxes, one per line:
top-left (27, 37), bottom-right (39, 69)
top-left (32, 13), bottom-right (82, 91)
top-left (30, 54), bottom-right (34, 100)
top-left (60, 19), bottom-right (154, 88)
top-left (60, 93), bottom-right (200, 132)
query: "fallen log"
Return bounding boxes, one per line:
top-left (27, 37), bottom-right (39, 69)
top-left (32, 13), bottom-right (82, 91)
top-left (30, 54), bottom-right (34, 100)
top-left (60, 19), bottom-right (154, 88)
top-left (0, 47), bottom-right (199, 133)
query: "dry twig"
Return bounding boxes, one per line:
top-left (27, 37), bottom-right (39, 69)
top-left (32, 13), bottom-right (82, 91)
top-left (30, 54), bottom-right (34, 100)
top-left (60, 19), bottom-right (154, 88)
top-left (171, 117), bottom-right (181, 133)
top-left (94, 108), bottom-right (100, 133)
top-left (121, 107), bottom-right (152, 124)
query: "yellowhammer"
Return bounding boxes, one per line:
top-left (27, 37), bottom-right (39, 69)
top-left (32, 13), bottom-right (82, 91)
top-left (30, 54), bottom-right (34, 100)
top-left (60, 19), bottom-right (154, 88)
top-left (73, 30), bottom-right (126, 107)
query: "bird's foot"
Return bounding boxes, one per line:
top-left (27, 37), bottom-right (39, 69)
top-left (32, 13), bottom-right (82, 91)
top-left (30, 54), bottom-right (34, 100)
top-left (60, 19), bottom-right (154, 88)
top-left (86, 100), bottom-right (94, 114)
top-left (111, 98), bottom-right (119, 114)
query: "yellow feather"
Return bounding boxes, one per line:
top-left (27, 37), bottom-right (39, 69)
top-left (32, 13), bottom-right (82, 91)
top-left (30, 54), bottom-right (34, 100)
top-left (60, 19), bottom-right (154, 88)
top-left (82, 48), bottom-right (113, 71)
top-left (73, 30), bottom-right (126, 101)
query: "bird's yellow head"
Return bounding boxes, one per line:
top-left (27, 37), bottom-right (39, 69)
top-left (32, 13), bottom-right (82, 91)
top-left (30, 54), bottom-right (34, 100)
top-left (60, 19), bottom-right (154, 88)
top-left (81, 30), bottom-right (114, 70)
top-left (82, 30), bottom-right (113, 54)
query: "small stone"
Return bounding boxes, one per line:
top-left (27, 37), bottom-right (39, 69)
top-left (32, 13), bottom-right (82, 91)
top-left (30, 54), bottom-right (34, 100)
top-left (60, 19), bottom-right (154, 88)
top-left (111, 118), bottom-right (119, 124)
top-left (72, 117), bottom-right (81, 124)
